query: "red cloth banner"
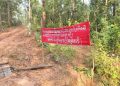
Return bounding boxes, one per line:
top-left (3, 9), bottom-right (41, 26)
top-left (41, 21), bottom-right (90, 45)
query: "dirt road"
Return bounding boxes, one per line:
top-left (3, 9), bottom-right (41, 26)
top-left (0, 27), bottom-right (92, 86)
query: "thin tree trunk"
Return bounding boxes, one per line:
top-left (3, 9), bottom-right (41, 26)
top-left (52, 0), bottom-right (55, 25)
top-left (71, 0), bottom-right (76, 18)
top-left (113, 3), bottom-right (116, 16)
top-left (0, 13), bottom-right (1, 26)
top-left (41, 0), bottom-right (46, 63)
top-left (29, 0), bottom-right (32, 21)
top-left (105, 0), bottom-right (108, 5)
top-left (28, 0), bottom-right (32, 35)
top-left (59, 13), bottom-right (63, 27)
top-left (7, 1), bottom-right (11, 26)
top-left (83, 0), bottom-right (84, 4)
top-left (72, 0), bottom-right (75, 11)
top-left (104, 0), bottom-right (108, 19)
top-left (0, 5), bottom-right (1, 26)
top-left (41, 0), bottom-right (46, 28)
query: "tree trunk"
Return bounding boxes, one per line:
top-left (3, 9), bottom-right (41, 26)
top-left (71, 0), bottom-right (76, 18)
top-left (105, 0), bottom-right (108, 19)
top-left (41, 0), bottom-right (46, 28)
top-left (113, 3), bottom-right (116, 16)
top-left (0, 13), bottom-right (1, 27)
top-left (29, 0), bottom-right (32, 21)
top-left (71, 0), bottom-right (75, 11)
top-left (7, 1), bottom-right (11, 26)
top-left (59, 13), bottom-right (63, 27)
top-left (0, 5), bottom-right (1, 26)
top-left (71, 0), bottom-right (76, 16)
top-left (28, 0), bottom-right (32, 35)
top-left (105, 0), bottom-right (108, 5)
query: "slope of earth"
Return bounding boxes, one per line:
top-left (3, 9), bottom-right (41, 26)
top-left (0, 26), bottom-right (92, 86)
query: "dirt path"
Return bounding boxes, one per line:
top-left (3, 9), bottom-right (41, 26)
top-left (0, 27), bottom-right (92, 86)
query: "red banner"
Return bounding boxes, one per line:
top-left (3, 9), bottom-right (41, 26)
top-left (41, 21), bottom-right (90, 45)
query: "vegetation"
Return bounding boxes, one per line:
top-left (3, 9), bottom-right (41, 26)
top-left (47, 45), bottom-right (76, 63)
top-left (0, 0), bottom-right (22, 30)
top-left (91, 49), bottom-right (120, 86)
top-left (0, 0), bottom-right (120, 85)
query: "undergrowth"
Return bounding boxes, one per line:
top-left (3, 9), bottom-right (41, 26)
top-left (47, 45), bottom-right (76, 63)
top-left (91, 48), bottom-right (120, 86)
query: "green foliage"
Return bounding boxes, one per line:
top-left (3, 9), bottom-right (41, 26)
top-left (0, 0), bottom-right (22, 29)
top-left (73, 66), bottom-right (92, 78)
top-left (31, 0), bottom-right (42, 31)
top-left (92, 18), bottom-right (120, 56)
top-left (45, 0), bottom-right (89, 28)
top-left (89, 1), bottom-right (120, 85)
top-left (35, 31), bottom-right (42, 46)
top-left (47, 45), bottom-right (76, 63)
top-left (90, 48), bottom-right (120, 86)
top-left (101, 24), bottom-right (120, 56)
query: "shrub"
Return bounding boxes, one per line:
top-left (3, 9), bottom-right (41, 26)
top-left (101, 24), bottom-right (120, 56)
top-left (47, 45), bottom-right (76, 63)
top-left (90, 48), bottom-right (120, 86)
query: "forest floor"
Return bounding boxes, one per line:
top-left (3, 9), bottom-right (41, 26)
top-left (0, 26), bottom-right (92, 86)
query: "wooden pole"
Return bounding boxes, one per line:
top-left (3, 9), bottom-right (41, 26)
top-left (91, 56), bottom-right (95, 86)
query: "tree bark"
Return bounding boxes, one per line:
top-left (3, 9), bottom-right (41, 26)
top-left (105, 0), bottom-right (108, 6)
top-left (7, 1), bottom-right (11, 26)
top-left (113, 3), bottom-right (116, 16)
top-left (0, 13), bottom-right (1, 26)
top-left (71, 0), bottom-right (76, 18)
top-left (41, 0), bottom-right (46, 28)
top-left (0, 5), bottom-right (1, 26)
top-left (27, 0), bottom-right (32, 35)
top-left (29, 0), bottom-right (32, 21)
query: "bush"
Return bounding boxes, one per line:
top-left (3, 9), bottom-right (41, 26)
top-left (47, 45), bottom-right (76, 63)
top-left (91, 18), bottom-right (120, 57)
top-left (90, 48), bottom-right (120, 86)
top-left (101, 24), bottom-right (120, 56)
